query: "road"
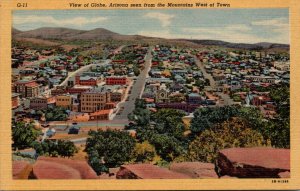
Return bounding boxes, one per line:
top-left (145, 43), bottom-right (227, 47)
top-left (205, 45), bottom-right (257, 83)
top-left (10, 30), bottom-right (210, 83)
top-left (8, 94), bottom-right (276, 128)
top-left (113, 47), bottom-right (152, 121)
top-left (194, 56), bottom-right (235, 105)
top-left (194, 55), bottom-right (216, 87)
top-left (58, 59), bottom-right (111, 87)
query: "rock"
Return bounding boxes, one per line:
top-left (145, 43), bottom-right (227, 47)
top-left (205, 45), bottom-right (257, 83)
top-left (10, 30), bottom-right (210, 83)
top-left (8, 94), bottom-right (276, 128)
top-left (278, 171), bottom-right (290, 178)
top-left (216, 147), bottom-right (290, 178)
top-left (32, 157), bottom-right (97, 179)
top-left (13, 161), bottom-right (32, 179)
top-left (169, 162), bottom-right (218, 178)
top-left (219, 175), bottom-right (238, 179)
top-left (116, 164), bottom-right (190, 179)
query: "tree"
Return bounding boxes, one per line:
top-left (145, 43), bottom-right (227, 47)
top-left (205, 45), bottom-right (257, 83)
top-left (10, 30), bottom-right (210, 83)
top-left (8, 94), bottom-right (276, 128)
top-left (37, 107), bottom-right (68, 121)
top-left (12, 122), bottom-right (41, 150)
top-left (188, 117), bottom-right (266, 163)
top-left (85, 129), bottom-right (136, 174)
top-left (152, 109), bottom-right (186, 139)
top-left (190, 106), bottom-right (240, 134)
top-left (57, 140), bottom-right (78, 157)
top-left (131, 141), bottom-right (157, 163)
top-left (149, 133), bottom-right (185, 162)
top-left (32, 140), bottom-right (77, 158)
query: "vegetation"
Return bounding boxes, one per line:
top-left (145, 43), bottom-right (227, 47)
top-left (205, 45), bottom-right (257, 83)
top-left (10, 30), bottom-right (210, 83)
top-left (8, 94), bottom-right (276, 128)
top-left (32, 139), bottom-right (78, 158)
top-left (128, 100), bottom-right (187, 163)
top-left (188, 117), bottom-right (266, 163)
top-left (85, 129), bottom-right (136, 174)
top-left (37, 107), bottom-right (68, 121)
top-left (12, 121), bottom-right (41, 150)
top-left (131, 141), bottom-right (158, 163)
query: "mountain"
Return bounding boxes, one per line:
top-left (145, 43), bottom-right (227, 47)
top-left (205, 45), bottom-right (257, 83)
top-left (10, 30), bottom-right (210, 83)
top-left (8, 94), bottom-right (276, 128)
top-left (12, 28), bottom-right (22, 35)
top-left (186, 40), bottom-right (289, 50)
top-left (13, 27), bottom-right (289, 50)
top-left (14, 27), bottom-right (86, 39)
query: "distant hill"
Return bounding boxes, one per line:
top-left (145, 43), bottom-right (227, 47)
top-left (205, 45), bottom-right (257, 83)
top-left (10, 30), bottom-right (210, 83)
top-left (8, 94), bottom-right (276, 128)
top-left (13, 27), bottom-right (289, 50)
top-left (185, 40), bottom-right (289, 50)
top-left (14, 27), bottom-right (86, 39)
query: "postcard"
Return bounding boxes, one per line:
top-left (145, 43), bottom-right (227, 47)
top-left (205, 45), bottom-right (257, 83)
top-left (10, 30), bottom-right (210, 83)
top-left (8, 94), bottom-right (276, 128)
top-left (0, 0), bottom-right (300, 190)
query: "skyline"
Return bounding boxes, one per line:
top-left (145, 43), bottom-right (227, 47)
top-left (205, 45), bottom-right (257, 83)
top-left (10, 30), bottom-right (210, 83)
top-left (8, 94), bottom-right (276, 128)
top-left (13, 9), bottom-right (289, 44)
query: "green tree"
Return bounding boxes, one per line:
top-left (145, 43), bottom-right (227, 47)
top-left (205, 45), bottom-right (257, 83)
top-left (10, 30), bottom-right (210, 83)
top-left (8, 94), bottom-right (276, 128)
top-left (190, 106), bottom-right (240, 134)
top-left (152, 109), bottom-right (186, 139)
top-left (12, 122), bottom-right (41, 150)
top-left (57, 140), bottom-right (78, 157)
top-left (32, 140), bottom-right (77, 157)
top-left (188, 117), bottom-right (266, 163)
top-left (85, 129), bottom-right (136, 174)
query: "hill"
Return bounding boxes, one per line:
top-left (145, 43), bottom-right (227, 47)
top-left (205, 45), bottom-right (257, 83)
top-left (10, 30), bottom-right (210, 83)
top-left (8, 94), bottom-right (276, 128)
top-left (13, 27), bottom-right (289, 51)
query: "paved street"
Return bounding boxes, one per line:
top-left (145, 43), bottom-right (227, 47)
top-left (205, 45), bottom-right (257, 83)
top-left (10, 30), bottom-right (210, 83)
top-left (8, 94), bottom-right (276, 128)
top-left (114, 47), bottom-right (152, 121)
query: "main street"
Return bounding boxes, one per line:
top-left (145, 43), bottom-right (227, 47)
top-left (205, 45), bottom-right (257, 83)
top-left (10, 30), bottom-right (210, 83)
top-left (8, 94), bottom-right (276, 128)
top-left (113, 47), bottom-right (152, 121)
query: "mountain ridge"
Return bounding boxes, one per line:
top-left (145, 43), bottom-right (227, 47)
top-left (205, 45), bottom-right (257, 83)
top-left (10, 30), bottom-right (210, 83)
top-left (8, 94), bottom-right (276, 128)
top-left (13, 27), bottom-right (289, 50)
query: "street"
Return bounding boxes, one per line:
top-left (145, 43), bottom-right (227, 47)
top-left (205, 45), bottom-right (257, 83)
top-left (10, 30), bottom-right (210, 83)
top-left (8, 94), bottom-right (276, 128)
top-left (113, 47), bottom-right (152, 121)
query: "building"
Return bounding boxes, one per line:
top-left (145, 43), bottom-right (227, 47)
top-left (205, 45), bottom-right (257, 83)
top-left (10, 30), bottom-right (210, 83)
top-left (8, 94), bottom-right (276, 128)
top-left (56, 94), bottom-right (73, 109)
top-left (110, 88), bottom-right (125, 102)
top-left (187, 93), bottom-right (203, 104)
top-left (14, 80), bottom-right (40, 98)
top-left (106, 76), bottom-right (127, 85)
top-left (89, 109), bottom-right (112, 121)
top-left (75, 75), bottom-right (100, 86)
top-left (155, 85), bottom-right (169, 103)
top-left (30, 96), bottom-right (56, 109)
top-left (12, 93), bottom-right (20, 109)
top-left (66, 85), bottom-right (92, 94)
top-left (80, 87), bottom-right (111, 113)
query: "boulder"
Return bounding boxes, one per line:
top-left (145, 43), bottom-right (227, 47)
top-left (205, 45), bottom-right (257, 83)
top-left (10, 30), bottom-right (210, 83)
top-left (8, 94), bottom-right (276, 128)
top-left (32, 157), bottom-right (97, 179)
top-left (13, 161), bottom-right (32, 179)
top-left (116, 164), bottom-right (190, 179)
top-left (216, 147), bottom-right (290, 178)
top-left (169, 162), bottom-right (218, 178)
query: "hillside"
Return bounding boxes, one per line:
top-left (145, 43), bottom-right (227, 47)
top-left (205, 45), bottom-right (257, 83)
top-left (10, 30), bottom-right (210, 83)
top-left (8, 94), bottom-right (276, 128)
top-left (13, 27), bottom-right (289, 51)
top-left (186, 39), bottom-right (289, 51)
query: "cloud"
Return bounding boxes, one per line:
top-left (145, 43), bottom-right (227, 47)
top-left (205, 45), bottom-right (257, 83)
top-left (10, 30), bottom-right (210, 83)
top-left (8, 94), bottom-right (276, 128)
top-left (251, 17), bottom-right (288, 27)
top-left (13, 15), bottom-right (107, 26)
top-left (144, 12), bottom-right (174, 27)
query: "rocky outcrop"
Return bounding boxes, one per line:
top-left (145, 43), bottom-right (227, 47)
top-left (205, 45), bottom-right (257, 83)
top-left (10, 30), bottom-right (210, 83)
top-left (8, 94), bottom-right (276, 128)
top-left (169, 162), bottom-right (218, 178)
top-left (216, 147), bottom-right (290, 178)
top-left (116, 164), bottom-right (190, 179)
top-left (32, 157), bottom-right (97, 179)
top-left (13, 161), bottom-right (32, 179)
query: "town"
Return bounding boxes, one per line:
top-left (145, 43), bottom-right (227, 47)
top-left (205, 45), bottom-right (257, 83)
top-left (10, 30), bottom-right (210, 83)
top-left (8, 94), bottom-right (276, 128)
top-left (11, 27), bottom-right (290, 179)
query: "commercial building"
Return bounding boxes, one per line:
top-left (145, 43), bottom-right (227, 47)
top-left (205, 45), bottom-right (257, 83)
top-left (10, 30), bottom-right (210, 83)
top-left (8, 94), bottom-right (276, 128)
top-left (80, 87), bottom-right (111, 113)
top-left (56, 94), bottom-right (73, 109)
top-left (106, 76), bottom-right (127, 85)
top-left (14, 80), bottom-right (40, 98)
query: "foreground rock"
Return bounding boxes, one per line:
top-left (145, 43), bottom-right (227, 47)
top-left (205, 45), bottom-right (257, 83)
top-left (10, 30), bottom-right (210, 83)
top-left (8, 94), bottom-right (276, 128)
top-left (116, 164), bottom-right (190, 179)
top-left (13, 161), bottom-right (32, 179)
top-left (169, 162), bottom-right (218, 178)
top-left (32, 157), bottom-right (97, 179)
top-left (216, 147), bottom-right (290, 178)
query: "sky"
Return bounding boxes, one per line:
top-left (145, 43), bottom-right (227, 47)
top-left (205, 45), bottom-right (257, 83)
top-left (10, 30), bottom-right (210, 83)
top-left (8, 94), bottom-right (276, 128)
top-left (13, 9), bottom-right (289, 44)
